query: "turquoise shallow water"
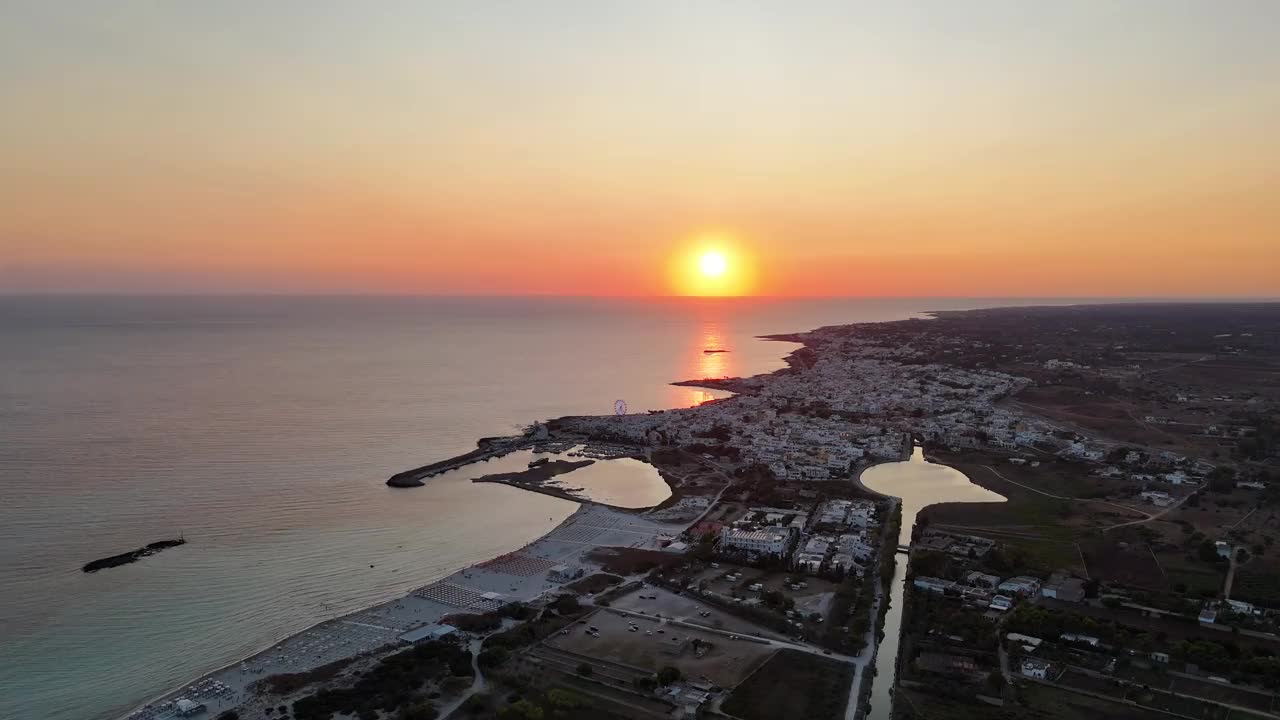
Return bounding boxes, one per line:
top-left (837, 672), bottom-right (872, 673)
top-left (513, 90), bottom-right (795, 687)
top-left (0, 295), bottom-right (1064, 720)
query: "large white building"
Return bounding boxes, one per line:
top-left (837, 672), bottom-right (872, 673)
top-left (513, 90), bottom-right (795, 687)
top-left (720, 527), bottom-right (792, 556)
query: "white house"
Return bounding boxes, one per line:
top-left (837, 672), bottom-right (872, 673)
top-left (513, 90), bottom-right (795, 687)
top-left (1021, 660), bottom-right (1049, 680)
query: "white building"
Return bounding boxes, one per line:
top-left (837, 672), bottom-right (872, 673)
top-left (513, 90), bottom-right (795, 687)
top-left (965, 571), bottom-right (1001, 589)
top-left (997, 576), bottom-right (1042, 597)
top-left (548, 565), bottom-right (578, 583)
top-left (914, 576), bottom-right (955, 594)
top-left (1021, 660), bottom-right (1049, 680)
top-left (1140, 491), bottom-right (1173, 507)
top-left (720, 527), bottom-right (791, 556)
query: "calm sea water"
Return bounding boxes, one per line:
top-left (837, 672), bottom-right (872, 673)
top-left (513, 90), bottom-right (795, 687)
top-left (0, 295), bottom-right (1063, 720)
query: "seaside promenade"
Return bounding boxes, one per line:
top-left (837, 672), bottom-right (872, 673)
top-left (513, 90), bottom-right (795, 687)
top-left (121, 504), bottom-right (684, 720)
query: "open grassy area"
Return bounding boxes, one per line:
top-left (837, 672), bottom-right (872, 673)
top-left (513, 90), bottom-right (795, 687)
top-left (546, 608), bottom-right (775, 689)
top-left (565, 573), bottom-right (624, 595)
top-left (588, 547), bottom-right (683, 575)
top-left (1158, 553), bottom-right (1227, 597)
top-left (1079, 535), bottom-right (1166, 589)
top-left (721, 649), bottom-right (854, 720)
top-left (1015, 683), bottom-right (1172, 720)
top-left (1232, 565), bottom-right (1280, 607)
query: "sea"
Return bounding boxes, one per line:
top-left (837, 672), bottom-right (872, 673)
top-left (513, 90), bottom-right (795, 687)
top-left (0, 295), bottom-right (1077, 720)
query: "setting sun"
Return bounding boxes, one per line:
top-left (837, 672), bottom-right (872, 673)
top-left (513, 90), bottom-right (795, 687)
top-left (699, 251), bottom-right (727, 277)
top-left (669, 235), bottom-right (757, 296)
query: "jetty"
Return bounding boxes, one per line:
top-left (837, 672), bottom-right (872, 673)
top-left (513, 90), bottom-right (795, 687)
top-left (386, 437), bottom-right (528, 487)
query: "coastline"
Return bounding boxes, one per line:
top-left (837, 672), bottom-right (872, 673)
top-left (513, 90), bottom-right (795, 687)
top-left (116, 502), bottom-right (596, 719)
top-left (112, 307), bottom-right (964, 720)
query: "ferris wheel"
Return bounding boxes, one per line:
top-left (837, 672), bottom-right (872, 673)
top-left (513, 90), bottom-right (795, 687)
top-left (614, 399), bottom-right (627, 416)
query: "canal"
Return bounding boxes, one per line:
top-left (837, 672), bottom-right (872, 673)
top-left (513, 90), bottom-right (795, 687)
top-left (859, 446), bottom-right (1007, 719)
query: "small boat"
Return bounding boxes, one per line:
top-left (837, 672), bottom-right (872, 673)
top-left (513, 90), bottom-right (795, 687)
top-left (703, 348), bottom-right (728, 354)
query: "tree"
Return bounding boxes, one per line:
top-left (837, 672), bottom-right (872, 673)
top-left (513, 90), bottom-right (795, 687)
top-left (1208, 468), bottom-right (1237, 493)
top-left (463, 694), bottom-right (489, 716)
top-left (216, 713), bottom-right (240, 720)
top-left (551, 594), bottom-right (580, 615)
top-left (1084, 578), bottom-right (1101, 599)
top-left (633, 675), bottom-right (658, 692)
top-left (657, 665), bottom-right (683, 686)
top-left (546, 689), bottom-right (587, 710)
top-left (399, 703), bottom-right (439, 720)
top-left (1198, 540), bottom-right (1221, 563)
top-left (498, 700), bottom-right (545, 720)
top-left (478, 647), bottom-right (510, 668)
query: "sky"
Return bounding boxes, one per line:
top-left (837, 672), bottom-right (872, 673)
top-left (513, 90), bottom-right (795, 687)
top-left (2, 1), bottom-right (1278, 297)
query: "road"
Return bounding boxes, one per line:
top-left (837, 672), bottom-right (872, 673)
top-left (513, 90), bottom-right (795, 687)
top-left (438, 636), bottom-right (487, 719)
top-left (1101, 493), bottom-right (1190, 531)
top-left (1224, 548), bottom-right (1240, 600)
top-left (980, 465), bottom-right (1152, 518)
top-left (676, 477), bottom-right (734, 527)
top-left (1064, 662), bottom-right (1277, 719)
top-left (1118, 601), bottom-right (1280, 644)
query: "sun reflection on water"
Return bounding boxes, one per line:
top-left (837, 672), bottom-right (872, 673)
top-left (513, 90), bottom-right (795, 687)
top-left (677, 321), bottom-right (737, 406)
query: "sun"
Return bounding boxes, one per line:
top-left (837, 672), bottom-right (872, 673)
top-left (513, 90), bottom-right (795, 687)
top-left (699, 251), bottom-right (727, 277)
top-left (668, 234), bottom-right (757, 296)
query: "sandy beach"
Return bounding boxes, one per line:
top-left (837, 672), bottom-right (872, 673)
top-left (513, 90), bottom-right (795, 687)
top-left (120, 502), bottom-right (686, 720)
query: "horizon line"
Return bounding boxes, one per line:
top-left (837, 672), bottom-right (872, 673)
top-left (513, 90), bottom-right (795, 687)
top-left (2, 292), bottom-right (1279, 302)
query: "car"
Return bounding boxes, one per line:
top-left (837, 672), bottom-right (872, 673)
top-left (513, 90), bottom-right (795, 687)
top-left (629, 627), bottom-right (638, 632)
top-left (823, 650), bottom-right (832, 655)
top-left (657, 629), bottom-right (665, 634)
top-left (646, 631), bottom-right (653, 635)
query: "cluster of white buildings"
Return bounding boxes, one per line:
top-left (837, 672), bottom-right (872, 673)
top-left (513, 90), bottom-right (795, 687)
top-left (715, 500), bottom-right (879, 577)
top-left (794, 531), bottom-right (876, 576)
top-left (555, 349), bottom-right (1036, 483)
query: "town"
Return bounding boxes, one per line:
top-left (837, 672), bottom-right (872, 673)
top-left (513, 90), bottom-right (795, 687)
top-left (150, 303), bottom-right (1279, 720)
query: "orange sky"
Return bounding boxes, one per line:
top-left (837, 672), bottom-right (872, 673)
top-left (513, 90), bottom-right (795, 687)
top-left (2, 3), bottom-right (1278, 296)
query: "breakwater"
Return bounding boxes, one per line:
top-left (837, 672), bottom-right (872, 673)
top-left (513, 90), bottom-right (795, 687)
top-left (386, 438), bottom-right (527, 487)
top-left (82, 538), bottom-right (186, 573)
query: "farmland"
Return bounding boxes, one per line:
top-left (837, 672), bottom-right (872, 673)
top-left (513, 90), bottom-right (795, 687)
top-left (721, 649), bottom-right (854, 720)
